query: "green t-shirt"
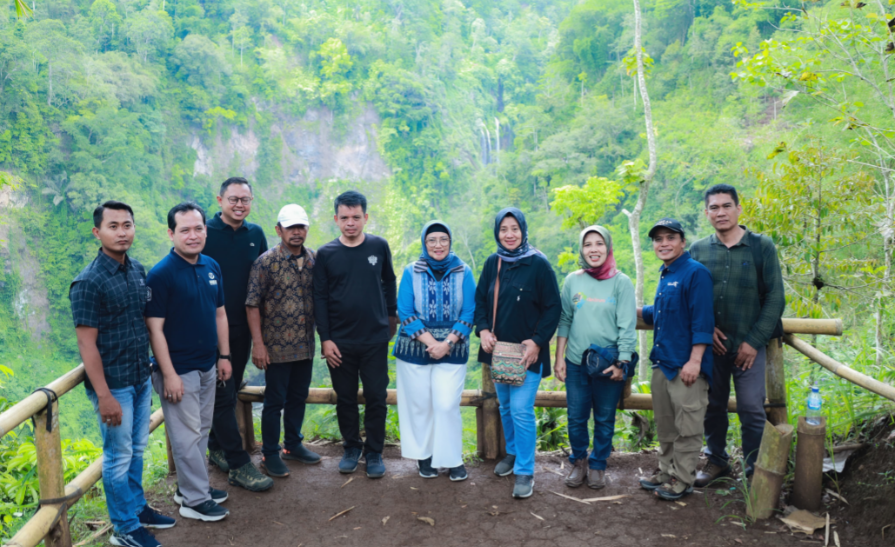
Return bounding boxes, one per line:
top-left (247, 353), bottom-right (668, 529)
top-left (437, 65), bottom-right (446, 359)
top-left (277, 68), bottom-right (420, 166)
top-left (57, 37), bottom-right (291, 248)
top-left (557, 270), bottom-right (637, 365)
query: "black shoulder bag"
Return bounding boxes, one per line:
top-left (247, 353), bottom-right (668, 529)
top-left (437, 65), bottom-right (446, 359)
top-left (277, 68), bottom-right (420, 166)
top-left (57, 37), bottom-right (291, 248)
top-left (749, 232), bottom-right (785, 339)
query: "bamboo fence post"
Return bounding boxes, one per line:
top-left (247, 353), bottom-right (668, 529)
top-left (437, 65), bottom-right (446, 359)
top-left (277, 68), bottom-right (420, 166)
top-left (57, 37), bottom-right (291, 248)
top-left (165, 428), bottom-right (176, 476)
top-left (791, 416), bottom-right (826, 511)
top-left (748, 421), bottom-right (794, 519)
top-left (33, 398), bottom-right (73, 547)
top-left (480, 363), bottom-right (503, 459)
top-left (765, 338), bottom-right (788, 425)
top-left (235, 398), bottom-right (255, 452)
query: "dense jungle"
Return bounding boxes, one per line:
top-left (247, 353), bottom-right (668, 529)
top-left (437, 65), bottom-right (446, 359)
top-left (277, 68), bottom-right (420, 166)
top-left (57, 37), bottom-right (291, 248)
top-left (0, 0), bottom-right (893, 542)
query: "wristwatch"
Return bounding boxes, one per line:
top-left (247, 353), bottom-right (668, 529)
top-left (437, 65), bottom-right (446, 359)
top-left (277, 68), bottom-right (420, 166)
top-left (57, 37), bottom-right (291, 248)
top-left (218, 354), bottom-right (231, 361)
top-left (446, 340), bottom-right (456, 350)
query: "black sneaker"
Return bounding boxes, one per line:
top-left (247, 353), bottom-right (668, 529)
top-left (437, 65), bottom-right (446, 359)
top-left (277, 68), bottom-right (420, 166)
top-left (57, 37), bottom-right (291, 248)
top-left (179, 499), bottom-right (229, 522)
top-left (494, 454), bottom-right (516, 477)
top-left (418, 457), bottom-right (437, 479)
top-left (110, 527), bottom-right (161, 547)
top-left (173, 486), bottom-right (228, 505)
top-left (207, 448), bottom-right (230, 473)
top-left (449, 465), bottom-right (468, 482)
top-left (282, 444), bottom-right (322, 464)
top-left (512, 474), bottom-right (534, 499)
top-left (261, 453), bottom-right (291, 478)
top-left (339, 447), bottom-right (362, 474)
top-left (365, 452), bottom-right (386, 479)
top-left (137, 505), bottom-right (176, 529)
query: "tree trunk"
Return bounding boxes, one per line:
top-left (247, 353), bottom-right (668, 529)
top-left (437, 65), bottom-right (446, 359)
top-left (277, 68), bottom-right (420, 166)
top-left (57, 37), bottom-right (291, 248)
top-left (629, 0), bottom-right (658, 381)
top-left (47, 60), bottom-right (53, 106)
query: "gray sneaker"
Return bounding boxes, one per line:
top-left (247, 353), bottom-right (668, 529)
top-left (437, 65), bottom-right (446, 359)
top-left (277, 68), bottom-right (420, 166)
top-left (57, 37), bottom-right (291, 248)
top-left (494, 454), bottom-right (516, 477)
top-left (512, 474), bottom-right (534, 499)
top-left (208, 449), bottom-right (229, 473)
top-left (228, 462), bottom-right (274, 492)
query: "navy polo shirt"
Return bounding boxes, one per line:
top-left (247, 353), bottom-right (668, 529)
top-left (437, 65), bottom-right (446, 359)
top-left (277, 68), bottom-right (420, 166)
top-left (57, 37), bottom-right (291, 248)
top-left (641, 251), bottom-right (715, 382)
top-left (145, 249), bottom-right (225, 375)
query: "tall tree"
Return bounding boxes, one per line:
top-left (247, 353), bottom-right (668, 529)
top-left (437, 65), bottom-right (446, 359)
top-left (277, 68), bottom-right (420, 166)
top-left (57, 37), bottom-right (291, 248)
top-left (624, 0), bottom-right (657, 380)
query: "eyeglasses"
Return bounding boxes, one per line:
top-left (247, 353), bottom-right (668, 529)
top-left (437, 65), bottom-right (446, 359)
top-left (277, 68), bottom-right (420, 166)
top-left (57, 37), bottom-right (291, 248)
top-left (425, 237), bottom-right (450, 246)
top-left (226, 197), bottom-right (253, 205)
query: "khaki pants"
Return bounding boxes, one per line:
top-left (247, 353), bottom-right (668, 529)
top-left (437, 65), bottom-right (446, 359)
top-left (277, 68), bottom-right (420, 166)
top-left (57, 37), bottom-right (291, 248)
top-left (651, 367), bottom-right (709, 485)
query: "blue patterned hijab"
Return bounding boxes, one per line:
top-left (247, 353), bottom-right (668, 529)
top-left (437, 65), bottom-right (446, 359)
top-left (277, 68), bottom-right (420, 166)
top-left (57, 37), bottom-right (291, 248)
top-left (494, 207), bottom-right (540, 262)
top-left (420, 221), bottom-right (464, 274)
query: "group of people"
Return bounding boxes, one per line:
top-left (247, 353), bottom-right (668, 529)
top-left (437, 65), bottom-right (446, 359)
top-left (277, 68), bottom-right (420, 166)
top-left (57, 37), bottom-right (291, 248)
top-left (69, 179), bottom-right (784, 547)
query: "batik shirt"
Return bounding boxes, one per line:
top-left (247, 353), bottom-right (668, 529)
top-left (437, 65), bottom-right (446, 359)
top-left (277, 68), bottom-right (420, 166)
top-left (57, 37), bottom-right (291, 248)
top-left (245, 244), bottom-right (316, 363)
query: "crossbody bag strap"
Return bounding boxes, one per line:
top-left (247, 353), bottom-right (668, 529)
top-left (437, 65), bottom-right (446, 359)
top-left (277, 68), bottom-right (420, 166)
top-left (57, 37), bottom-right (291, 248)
top-left (491, 258), bottom-right (502, 338)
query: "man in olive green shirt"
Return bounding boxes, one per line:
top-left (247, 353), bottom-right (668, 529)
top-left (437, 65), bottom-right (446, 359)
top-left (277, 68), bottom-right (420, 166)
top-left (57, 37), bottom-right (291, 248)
top-left (689, 184), bottom-right (785, 486)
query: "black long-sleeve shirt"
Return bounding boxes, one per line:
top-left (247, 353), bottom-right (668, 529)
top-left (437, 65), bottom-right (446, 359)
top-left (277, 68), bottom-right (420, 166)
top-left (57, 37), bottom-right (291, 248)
top-left (313, 234), bottom-right (397, 345)
top-left (474, 252), bottom-right (562, 377)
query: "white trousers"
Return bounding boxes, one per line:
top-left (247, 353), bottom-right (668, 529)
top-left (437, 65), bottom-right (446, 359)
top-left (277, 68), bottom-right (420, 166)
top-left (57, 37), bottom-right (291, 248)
top-left (396, 359), bottom-right (466, 468)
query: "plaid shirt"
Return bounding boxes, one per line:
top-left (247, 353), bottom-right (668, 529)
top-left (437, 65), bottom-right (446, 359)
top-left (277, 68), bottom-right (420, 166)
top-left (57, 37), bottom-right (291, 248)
top-left (69, 249), bottom-right (152, 390)
top-left (690, 227), bottom-right (786, 353)
top-left (245, 244), bottom-right (316, 363)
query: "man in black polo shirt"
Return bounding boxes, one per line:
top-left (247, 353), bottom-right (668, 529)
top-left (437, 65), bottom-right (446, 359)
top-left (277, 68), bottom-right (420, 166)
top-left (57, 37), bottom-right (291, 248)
top-left (146, 202), bottom-right (232, 523)
top-left (70, 201), bottom-right (172, 547)
top-left (203, 177), bottom-right (272, 492)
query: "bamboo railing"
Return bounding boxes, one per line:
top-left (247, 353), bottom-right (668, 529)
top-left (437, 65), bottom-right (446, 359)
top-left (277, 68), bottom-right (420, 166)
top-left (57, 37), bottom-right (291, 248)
top-left (4, 316), bottom-right (890, 547)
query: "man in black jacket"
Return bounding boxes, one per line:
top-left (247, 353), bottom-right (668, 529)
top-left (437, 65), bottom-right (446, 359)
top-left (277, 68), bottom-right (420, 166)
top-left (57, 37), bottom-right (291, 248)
top-left (203, 177), bottom-right (273, 492)
top-left (313, 191), bottom-right (398, 479)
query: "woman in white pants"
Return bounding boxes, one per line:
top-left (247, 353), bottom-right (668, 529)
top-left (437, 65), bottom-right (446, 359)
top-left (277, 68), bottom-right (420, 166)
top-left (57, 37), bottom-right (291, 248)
top-left (394, 221), bottom-right (477, 481)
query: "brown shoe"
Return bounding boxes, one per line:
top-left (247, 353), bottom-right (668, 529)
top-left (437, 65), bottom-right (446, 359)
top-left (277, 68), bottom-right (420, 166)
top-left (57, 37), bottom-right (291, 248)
top-left (586, 468), bottom-right (605, 490)
top-left (564, 459), bottom-right (587, 488)
top-left (694, 462), bottom-right (730, 488)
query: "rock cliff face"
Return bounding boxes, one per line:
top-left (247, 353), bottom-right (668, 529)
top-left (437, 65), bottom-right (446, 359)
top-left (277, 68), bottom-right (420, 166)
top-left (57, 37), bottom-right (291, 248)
top-left (0, 189), bottom-right (51, 344)
top-left (189, 105), bottom-right (390, 190)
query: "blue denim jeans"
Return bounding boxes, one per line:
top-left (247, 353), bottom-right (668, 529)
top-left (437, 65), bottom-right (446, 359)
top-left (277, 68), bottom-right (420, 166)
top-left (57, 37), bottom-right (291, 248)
top-left (494, 365), bottom-right (542, 476)
top-left (565, 359), bottom-right (625, 470)
top-left (86, 377), bottom-right (152, 534)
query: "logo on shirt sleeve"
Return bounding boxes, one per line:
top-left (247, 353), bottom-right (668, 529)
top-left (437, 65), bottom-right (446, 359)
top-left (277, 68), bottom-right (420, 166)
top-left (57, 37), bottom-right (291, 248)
top-left (368, 255), bottom-right (378, 266)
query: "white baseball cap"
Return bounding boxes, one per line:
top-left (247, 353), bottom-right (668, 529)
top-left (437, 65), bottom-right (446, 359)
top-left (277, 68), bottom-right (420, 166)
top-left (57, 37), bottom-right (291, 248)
top-left (277, 204), bottom-right (310, 228)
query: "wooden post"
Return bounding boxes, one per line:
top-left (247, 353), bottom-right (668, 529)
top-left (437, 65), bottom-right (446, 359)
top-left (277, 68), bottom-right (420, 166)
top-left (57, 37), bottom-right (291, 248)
top-left (235, 399), bottom-right (256, 452)
top-left (765, 338), bottom-right (788, 426)
top-left (748, 421), bottom-right (794, 520)
top-left (791, 416), bottom-right (826, 511)
top-left (33, 399), bottom-right (73, 547)
top-left (480, 363), bottom-right (503, 459)
top-left (165, 428), bottom-right (176, 476)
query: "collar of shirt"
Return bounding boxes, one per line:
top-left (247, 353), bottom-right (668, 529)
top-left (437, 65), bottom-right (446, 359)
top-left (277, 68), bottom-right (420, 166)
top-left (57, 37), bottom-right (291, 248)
top-left (658, 251), bottom-right (692, 275)
top-left (708, 225), bottom-right (752, 248)
top-left (274, 243), bottom-right (306, 261)
top-left (208, 211), bottom-right (247, 233)
top-left (95, 247), bottom-right (131, 274)
top-left (167, 248), bottom-right (211, 269)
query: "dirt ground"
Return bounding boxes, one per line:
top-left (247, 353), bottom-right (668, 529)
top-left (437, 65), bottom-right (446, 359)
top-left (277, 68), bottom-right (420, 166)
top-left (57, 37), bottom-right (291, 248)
top-left (827, 420), bottom-right (895, 547)
top-left (144, 444), bottom-right (857, 547)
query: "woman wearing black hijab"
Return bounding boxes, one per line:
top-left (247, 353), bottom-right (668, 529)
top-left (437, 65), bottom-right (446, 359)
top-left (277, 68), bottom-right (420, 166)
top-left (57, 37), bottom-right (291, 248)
top-left (474, 207), bottom-right (562, 499)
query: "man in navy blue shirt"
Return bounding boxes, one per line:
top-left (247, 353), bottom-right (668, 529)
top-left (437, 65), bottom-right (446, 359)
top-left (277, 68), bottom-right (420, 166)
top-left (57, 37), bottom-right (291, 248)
top-left (637, 218), bottom-right (714, 501)
top-left (146, 202), bottom-right (232, 523)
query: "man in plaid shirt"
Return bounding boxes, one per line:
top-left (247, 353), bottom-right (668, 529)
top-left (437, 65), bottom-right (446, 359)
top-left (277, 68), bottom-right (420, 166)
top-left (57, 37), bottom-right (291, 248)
top-left (70, 201), bottom-right (173, 547)
top-left (690, 184), bottom-right (786, 486)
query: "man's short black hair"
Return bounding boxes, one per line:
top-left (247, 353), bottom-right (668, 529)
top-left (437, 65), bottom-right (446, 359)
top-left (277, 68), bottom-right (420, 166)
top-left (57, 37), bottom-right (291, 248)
top-left (220, 177), bottom-right (253, 196)
top-left (93, 200), bottom-right (134, 228)
top-left (334, 190), bottom-right (367, 214)
top-left (167, 201), bottom-right (206, 230)
top-left (704, 184), bottom-right (739, 206)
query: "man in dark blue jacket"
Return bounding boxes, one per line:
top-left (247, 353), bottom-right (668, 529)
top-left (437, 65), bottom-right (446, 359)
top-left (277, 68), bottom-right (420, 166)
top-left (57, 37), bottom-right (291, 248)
top-left (637, 218), bottom-right (714, 501)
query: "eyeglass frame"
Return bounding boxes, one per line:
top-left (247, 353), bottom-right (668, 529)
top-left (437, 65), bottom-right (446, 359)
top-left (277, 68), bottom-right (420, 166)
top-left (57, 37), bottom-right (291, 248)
top-left (425, 237), bottom-right (451, 247)
top-left (226, 196), bottom-right (254, 205)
